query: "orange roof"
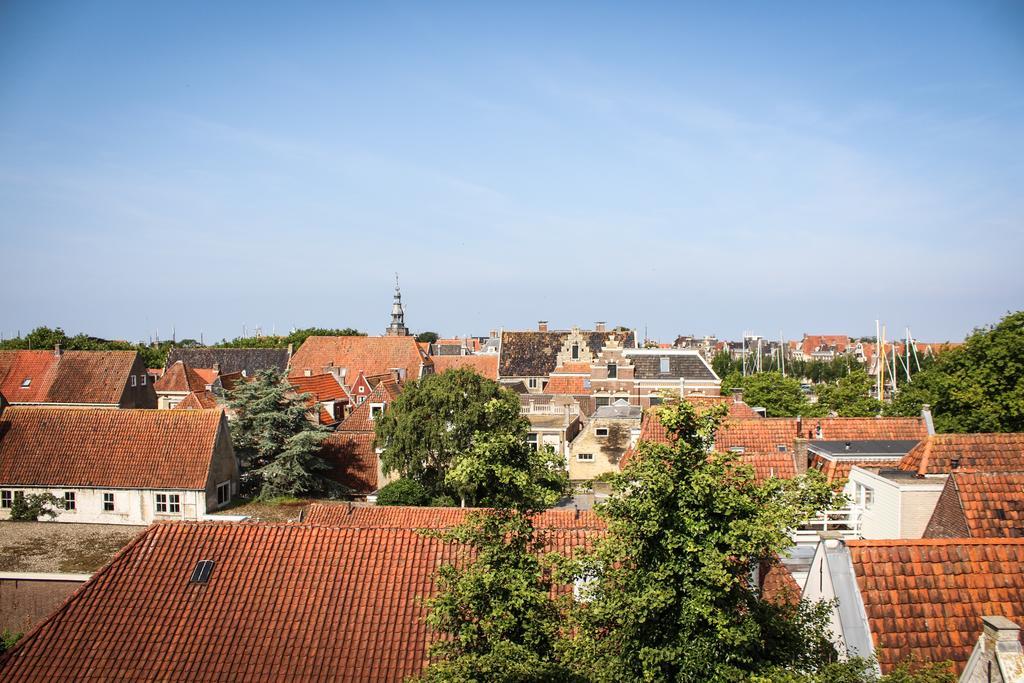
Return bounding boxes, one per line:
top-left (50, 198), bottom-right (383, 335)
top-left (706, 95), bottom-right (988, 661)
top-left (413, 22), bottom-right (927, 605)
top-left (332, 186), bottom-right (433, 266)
top-left (544, 375), bottom-right (591, 395)
top-left (0, 522), bottom-right (596, 680)
top-left (551, 362), bottom-right (591, 374)
top-left (173, 391), bottom-right (219, 410)
top-left (430, 354), bottom-right (499, 380)
top-left (685, 395), bottom-right (762, 419)
top-left (800, 334), bottom-right (850, 356)
top-left (288, 373), bottom-right (349, 403)
top-left (155, 360), bottom-right (212, 393)
top-left (337, 380), bottom-right (401, 432)
top-left (289, 336), bottom-right (430, 383)
top-left (846, 538), bottom-right (1024, 674)
top-left (899, 433), bottom-right (1024, 476)
top-left (0, 349), bottom-right (139, 405)
top-left (320, 432), bottom-right (379, 493)
top-left (0, 407), bottom-right (226, 489)
top-left (305, 504), bottom-right (604, 529)
top-left (759, 559), bottom-right (801, 605)
top-left (927, 472), bottom-right (1024, 539)
top-left (808, 454), bottom-right (902, 482)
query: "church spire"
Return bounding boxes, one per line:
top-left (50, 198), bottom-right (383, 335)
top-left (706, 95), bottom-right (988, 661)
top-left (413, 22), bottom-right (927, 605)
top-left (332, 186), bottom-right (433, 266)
top-left (385, 273), bottom-right (410, 336)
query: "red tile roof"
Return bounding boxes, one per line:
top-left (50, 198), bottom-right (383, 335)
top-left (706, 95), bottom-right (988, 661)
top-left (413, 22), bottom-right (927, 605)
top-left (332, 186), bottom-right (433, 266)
top-left (0, 407), bottom-right (226, 489)
top-left (173, 391), bottom-right (220, 410)
top-left (800, 334), bottom-right (850, 357)
top-left (0, 521), bottom-right (597, 681)
top-left (846, 538), bottom-right (1024, 675)
top-left (304, 504), bottom-right (604, 529)
top-left (319, 432), bottom-right (379, 493)
top-left (338, 380), bottom-right (401, 433)
top-left (154, 360), bottom-right (212, 393)
top-left (0, 350), bottom-right (139, 405)
top-left (288, 373), bottom-right (350, 425)
top-left (685, 395), bottom-right (762, 419)
top-left (289, 336), bottom-right (431, 384)
top-left (928, 472), bottom-right (1024, 538)
top-left (544, 375), bottom-right (591, 395)
top-left (899, 433), bottom-right (1024, 476)
top-left (430, 354), bottom-right (499, 380)
top-left (808, 455), bottom-right (901, 482)
top-left (759, 559), bottom-right (801, 605)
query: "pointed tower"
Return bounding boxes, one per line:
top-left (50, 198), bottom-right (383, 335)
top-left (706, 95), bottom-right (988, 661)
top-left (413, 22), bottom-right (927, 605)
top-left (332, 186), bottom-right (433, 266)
top-left (385, 273), bottom-right (410, 337)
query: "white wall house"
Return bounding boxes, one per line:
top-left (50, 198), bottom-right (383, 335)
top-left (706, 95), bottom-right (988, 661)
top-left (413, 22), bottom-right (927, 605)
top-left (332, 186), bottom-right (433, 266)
top-left (844, 466), bottom-right (946, 539)
top-left (0, 406), bottom-right (239, 525)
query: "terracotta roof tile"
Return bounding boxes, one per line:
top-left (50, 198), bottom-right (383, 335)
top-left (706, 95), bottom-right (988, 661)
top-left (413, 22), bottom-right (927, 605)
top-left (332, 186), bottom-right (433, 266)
top-left (155, 361), bottom-right (212, 393)
top-left (305, 504), bottom-right (604, 529)
top-left (927, 472), bottom-right (1024, 538)
top-left (544, 375), bottom-right (591, 395)
top-left (846, 538), bottom-right (1024, 674)
top-left (0, 521), bottom-right (597, 681)
top-left (430, 355), bottom-right (499, 379)
top-left (899, 433), bottom-right (1024, 476)
top-left (289, 336), bottom-right (430, 384)
top-left (0, 350), bottom-right (139, 405)
top-left (173, 391), bottom-right (220, 410)
top-left (337, 380), bottom-right (400, 433)
top-left (0, 407), bottom-right (226, 489)
top-left (319, 432), bottom-right (379, 493)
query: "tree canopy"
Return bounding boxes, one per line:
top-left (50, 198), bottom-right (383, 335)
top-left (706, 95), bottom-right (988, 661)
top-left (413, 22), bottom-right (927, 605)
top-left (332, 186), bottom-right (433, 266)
top-left (226, 369), bottom-right (337, 498)
top-left (721, 371), bottom-right (817, 417)
top-left (885, 311), bottom-right (1024, 433)
top-left (375, 368), bottom-right (568, 509)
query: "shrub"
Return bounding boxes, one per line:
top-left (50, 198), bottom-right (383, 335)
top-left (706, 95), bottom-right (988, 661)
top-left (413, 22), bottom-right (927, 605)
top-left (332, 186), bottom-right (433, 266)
top-left (9, 493), bottom-right (63, 521)
top-left (376, 479), bottom-right (429, 506)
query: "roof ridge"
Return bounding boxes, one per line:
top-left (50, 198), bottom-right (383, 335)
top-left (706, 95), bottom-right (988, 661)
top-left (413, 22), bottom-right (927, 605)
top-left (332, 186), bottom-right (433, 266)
top-left (917, 436), bottom-right (934, 477)
top-left (846, 537), bottom-right (1024, 547)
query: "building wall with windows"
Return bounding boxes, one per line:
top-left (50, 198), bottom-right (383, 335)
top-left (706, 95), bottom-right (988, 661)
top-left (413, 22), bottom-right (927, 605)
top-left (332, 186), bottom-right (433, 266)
top-left (566, 408), bottom-right (641, 481)
top-left (846, 467), bottom-right (946, 539)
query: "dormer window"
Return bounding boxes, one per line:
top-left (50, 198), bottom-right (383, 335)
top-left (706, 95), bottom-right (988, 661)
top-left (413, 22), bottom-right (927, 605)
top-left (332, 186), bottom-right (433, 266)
top-left (607, 363), bottom-right (617, 379)
top-left (20, 378), bottom-right (31, 388)
top-left (659, 357), bottom-right (670, 374)
top-left (370, 404), bottom-right (384, 420)
top-left (571, 343), bottom-right (580, 360)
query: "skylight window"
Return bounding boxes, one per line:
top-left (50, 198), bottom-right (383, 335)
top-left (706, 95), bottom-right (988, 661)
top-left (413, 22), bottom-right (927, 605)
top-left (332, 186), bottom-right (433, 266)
top-left (190, 559), bottom-right (215, 584)
top-left (20, 378), bottom-right (30, 388)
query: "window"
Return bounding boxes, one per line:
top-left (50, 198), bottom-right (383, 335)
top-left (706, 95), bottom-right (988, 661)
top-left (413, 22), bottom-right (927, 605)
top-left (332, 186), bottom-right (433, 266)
top-left (131, 375), bottom-right (137, 387)
top-left (528, 378), bottom-right (538, 389)
top-left (729, 446), bottom-right (745, 454)
top-left (776, 444), bottom-right (788, 452)
top-left (156, 494), bottom-right (167, 513)
top-left (156, 493), bottom-right (181, 513)
top-left (1, 491), bottom-right (11, 509)
top-left (649, 397), bottom-right (663, 406)
top-left (526, 433), bottom-right (538, 451)
top-left (571, 344), bottom-right (580, 360)
top-left (64, 491), bottom-right (76, 511)
top-left (358, 385), bottom-right (365, 393)
top-left (103, 492), bottom-right (114, 512)
top-left (577, 453), bottom-right (595, 462)
top-left (190, 559), bottom-right (215, 584)
top-left (595, 427), bottom-right (609, 437)
top-left (217, 481), bottom-right (231, 506)
top-left (141, 374), bottom-right (147, 386)
top-left (370, 404), bottom-right (384, 420)
top-left (607, 363), bottom-right (617, 379)
top-left (20, 378), bottom-right (31, 388)
top-left (169, 494), bottom-right (180, 513)
top-left (167, 400), bottom-right (179, 409)
top-left (855, 483), bottom-right (875, 509)
top-left (660, 357), bottom-right (671, 374)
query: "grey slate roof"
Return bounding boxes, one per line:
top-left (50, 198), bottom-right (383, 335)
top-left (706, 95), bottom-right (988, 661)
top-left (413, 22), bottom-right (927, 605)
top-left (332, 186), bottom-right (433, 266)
top-left (498, 330), bottom-right (636, 377)
top-left (624, 351), bottom-right (717, 381)
top-left (593, 403), bottom-right (642, 420)
top-left (165, 348), bottom-right (290, 376)
top-left (807, 440), bottom-right (921, 458)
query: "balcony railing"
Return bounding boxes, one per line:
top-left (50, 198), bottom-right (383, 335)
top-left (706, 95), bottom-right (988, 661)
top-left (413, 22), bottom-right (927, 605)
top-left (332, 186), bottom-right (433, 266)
top-left (791, 506), bottom-right (863, 545)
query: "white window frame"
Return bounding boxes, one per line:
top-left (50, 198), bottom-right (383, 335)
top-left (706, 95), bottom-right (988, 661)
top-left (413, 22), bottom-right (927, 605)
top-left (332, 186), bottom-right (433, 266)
top-left (660, 357), bottom-right (671, 373)
top-left (102, 492), bottom-right (115, 512)
top-left (141, 374), bottom-right (147, 386)
top-left (20, 378), bottom-right (30, 388)
top-left (168, 494), bottom-right (181, 513)
top-left (526, 433), bottom-right (539, 451)
top-left (64, 491), bottom-right (76, 511)
top-left (528, 378), bottom-right (538, 389)
top-left (131, 375), bottom-right (137, 387)
top-left (1, 490), bottom-right (11, 509)
top-left (855, 483), bottom-right (875, 509)
top-left (576, 453), bottom-right (595, 462)
top-left (369, 403), bottom-right (384, 420)
top-left (156, 493), bottom-right (168, 513)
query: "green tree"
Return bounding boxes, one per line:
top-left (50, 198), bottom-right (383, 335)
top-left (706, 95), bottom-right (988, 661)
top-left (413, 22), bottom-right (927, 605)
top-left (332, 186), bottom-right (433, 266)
top-left (376, 478), bottom-right (430, 506)
top-left (884, 312), bottom-right (1023, 433)
top-left (416, 331), bottom-right (440, 344)
top-left (561, 400), bottom-right (841, 681)
top-left (712, 350), bottom-right (736, 379)
top-left (215, 327), bottom-right (364, 350)
top-left (0, 630), bottom-right (21, 655)
top-left (9, 493), bottom-right (63, 521)
top-left (226, 369), bottom-right (334, 498)
top-left (722, 371), bottom-right (819, 417)
top-left (376, 368), bottom-right (564, 507)
top-left (815, 370), bottom-right (882, 417)
top-left (415, 509), bottom-right (580, 683)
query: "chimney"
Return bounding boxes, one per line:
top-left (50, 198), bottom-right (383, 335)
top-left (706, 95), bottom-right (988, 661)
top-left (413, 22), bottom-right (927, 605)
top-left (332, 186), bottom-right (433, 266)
top-left (212, 362), bottom-right (221, 376)
top-left (489, 329), bottom-right (497, 339)
top-left (796, 415), bottom-right (803, 436)
top-left (959, 616), bottom-right (1024, 683)
top-left (921, 404), bottom-right (936, 436)
top-left (54, 343), bottom-right (62, 357)
top-left (538, 321), bottom-right (548, 332)
top-left (731, 387), bottom-right (743, 404)
top-left (287, 342), bottom-right (294, 358)
top-left (595, 321), bottom-right (606, 333)
top-left (793, 438), bottom-right (809, 474)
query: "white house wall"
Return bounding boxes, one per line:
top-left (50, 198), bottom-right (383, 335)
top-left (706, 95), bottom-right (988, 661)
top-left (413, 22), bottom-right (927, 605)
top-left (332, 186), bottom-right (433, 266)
top-left (0, 487), bottom-right (208, 525)
top-left (848, 468), bottom-right (903, 539)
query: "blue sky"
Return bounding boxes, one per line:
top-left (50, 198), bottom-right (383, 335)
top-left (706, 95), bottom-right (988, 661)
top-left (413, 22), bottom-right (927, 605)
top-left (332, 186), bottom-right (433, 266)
top-left (1, 1), bottom-right (1022, 344)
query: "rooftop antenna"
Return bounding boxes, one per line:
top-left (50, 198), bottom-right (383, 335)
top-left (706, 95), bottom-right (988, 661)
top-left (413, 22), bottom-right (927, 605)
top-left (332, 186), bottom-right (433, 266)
top-left (780, 331), bottom-right (786, 377)
top-left (905, 328), bottom-right (911, 383)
